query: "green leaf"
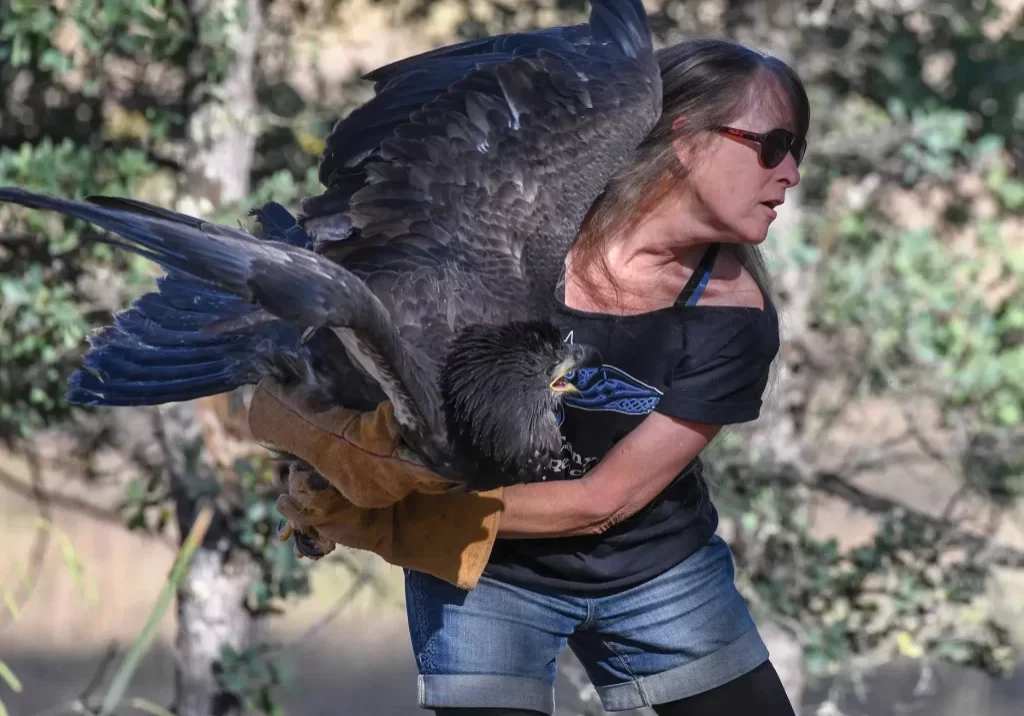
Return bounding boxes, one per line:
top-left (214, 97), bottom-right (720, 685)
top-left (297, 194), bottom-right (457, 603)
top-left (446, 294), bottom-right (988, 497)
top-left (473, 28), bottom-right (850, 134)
top-left (996, 399), bottom-right (1022, 426)
top-left (0, 661), bottom-right (22, 693)
top-left (34, 519), bottom-right (96, 606)
top-left (1, 587), bottom-right (20, 622)
top-left (741, 512), bottom-right (760, 532)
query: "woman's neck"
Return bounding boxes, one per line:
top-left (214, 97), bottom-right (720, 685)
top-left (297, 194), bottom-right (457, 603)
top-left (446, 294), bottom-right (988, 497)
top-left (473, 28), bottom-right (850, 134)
top-left (564, 201), bottom-right (722, 315)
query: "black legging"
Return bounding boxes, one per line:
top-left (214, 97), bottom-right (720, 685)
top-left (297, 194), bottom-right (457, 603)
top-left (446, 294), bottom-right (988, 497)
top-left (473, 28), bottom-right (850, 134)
top-left (431, 660), bottom-right (795, 716)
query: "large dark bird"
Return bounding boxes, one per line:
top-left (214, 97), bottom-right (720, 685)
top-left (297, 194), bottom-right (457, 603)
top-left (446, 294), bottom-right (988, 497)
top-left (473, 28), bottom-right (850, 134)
top-left (0, 0), bottom-right (662, 491)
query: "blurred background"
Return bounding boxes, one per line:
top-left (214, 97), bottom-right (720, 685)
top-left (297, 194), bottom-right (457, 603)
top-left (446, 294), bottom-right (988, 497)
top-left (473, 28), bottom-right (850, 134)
top-left (0, 1), bottom-right (1022, 715)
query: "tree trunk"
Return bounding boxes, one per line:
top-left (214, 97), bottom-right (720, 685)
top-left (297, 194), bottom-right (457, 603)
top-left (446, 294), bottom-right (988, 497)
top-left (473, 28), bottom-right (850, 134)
top-left (179, 0), bottom-right (262, 211)
top-left (172, 519), bottom-right (262, 716)
top-left (166, 1), bottom-right (263, 714)
top-left (153, 402), bottom-right (260, 716)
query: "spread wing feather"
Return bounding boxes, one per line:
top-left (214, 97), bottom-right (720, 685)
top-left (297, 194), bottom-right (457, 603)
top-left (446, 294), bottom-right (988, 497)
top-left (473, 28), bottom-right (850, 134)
top-left (0, 0), bottom-right (661, 479)
top-left (312, 24), bottom-right (595, 189)
top-left (308, 0), bottom-right (661, 361)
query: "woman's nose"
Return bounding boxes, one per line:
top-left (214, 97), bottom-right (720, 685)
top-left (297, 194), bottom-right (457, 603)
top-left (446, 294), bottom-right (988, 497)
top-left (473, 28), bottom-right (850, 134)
top-left (777, 153), bottom-right (801, 187)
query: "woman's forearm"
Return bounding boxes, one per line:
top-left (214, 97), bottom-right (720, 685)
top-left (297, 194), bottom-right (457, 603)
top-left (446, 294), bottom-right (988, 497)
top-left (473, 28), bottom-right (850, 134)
top-left (494, 412), bottom-right (722, 539)
top-left (496, 478), bottom-right (610, 538)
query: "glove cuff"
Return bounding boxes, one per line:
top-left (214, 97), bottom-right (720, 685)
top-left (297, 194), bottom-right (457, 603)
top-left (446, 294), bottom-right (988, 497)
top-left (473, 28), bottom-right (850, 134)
top-left (247, 379), bottom-right (451, 507)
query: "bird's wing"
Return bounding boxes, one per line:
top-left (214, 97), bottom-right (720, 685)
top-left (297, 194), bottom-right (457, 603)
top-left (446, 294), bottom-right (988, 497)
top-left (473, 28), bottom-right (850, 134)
top-left (308, 0), bottom-right (662, 355)
top-left (315, 24), bottom-right (596, 186)
top-left (363, 24), bottom-right (595, 91)
top-left (300, 24), bottom-right (595, 243)
top-left (62, 198), bottom-right (383, 410)
top-left (0, 188), bottom-right (448, 468)
top-left (0, 0), bottom-right (661, 478)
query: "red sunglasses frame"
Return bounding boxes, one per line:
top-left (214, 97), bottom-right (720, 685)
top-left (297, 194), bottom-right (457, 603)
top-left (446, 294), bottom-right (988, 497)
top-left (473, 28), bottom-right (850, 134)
top-left (717, 126), bottom-right (807, 168)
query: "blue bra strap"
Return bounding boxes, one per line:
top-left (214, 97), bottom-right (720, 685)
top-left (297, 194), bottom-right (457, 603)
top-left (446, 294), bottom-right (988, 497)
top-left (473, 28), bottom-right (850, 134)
top-left (677, 243), bottom-right (721, 307)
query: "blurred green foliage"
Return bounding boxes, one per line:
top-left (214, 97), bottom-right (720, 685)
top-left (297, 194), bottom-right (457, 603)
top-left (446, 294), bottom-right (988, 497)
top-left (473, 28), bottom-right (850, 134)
top-left (0, 0), bottom-right (189, 75)
top-left (718, 475), bottom-right (1016, 680)
top-left (816, 112), bottom-right (1024, 427)
top-left (231, 456), bottom-right (312, 611)
top-left (0, 138), bottom-right (157, 436)
top-left (217, 644), bottom-right (294, 716)
top-left (119, 443), bottom-right (312, 613)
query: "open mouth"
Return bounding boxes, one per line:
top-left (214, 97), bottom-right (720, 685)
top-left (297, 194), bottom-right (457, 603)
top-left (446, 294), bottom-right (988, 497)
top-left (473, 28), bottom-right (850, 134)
top-left (549, 375), bottom-right (578, 393)
top-left (761, 200), bottom-right (782, 209)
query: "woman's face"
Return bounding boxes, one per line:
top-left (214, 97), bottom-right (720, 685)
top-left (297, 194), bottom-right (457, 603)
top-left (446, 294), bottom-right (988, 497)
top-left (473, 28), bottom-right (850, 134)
top-left (674, 91), bottom-right (803, 245)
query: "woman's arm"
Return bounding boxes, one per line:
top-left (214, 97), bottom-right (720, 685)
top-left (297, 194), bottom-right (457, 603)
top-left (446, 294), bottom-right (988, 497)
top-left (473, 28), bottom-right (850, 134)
top-left (496, 411), bottom-right (722, 538)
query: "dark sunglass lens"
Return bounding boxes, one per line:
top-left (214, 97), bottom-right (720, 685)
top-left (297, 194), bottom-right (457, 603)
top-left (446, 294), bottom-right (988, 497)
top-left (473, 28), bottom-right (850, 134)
top-left (761, 130), bottom-right (788, 168)
top-left (792, 137), bottom-right (807, 166)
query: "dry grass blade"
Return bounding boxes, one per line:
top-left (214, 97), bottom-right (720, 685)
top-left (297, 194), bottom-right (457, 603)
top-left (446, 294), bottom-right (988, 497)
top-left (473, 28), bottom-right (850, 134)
top-left (97, 503), bottom-right (214, 716)
top-left (0, 660), bottom-right (22, 716)
top-left (0, 661), bottom-right (21, 694)
top-left (127, 698), bottom-right (176, 716)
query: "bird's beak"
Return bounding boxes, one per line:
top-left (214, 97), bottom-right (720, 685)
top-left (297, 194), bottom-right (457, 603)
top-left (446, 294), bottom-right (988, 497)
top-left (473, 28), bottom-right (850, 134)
top-left (549, 357), bottom-right (581, 394)
top-left (549, 377), bottom-right (580, 394)
top-left (549, 345), bottom-right (600, 394)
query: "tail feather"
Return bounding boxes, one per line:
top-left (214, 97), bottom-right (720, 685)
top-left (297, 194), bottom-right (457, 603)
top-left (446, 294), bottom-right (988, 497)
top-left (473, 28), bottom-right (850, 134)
top-left (112, 309), bottom-right (246, 347)
top-left (68, 364), bottom-right (256, 406)
top-left (82, 330), bottom-right (259, 378)
top-left (68, 299), bottom-right (305, 406)
top-left (67, 290), bottom-right (304, 406)
top-left (0, 189), bottom-right (316, 408)
top-left (155, 272), bottom-right (262, 316)
top-left (0, 186), bottom-right (392, 410)
top-left (131, 283), bottom-right (265, 333)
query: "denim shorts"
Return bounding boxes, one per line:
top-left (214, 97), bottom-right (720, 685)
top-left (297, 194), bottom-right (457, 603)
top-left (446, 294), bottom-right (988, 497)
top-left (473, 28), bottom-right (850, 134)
top-left (403, 534), bottom-right (770, 713)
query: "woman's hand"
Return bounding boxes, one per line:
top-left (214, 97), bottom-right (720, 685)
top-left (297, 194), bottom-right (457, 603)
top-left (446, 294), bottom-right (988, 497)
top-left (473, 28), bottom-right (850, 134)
top-left (497, 411), bottom-right (722, 538)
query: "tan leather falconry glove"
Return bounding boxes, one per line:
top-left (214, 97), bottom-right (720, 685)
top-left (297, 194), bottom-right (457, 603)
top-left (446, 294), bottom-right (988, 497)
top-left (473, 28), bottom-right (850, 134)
top-left (246, 379), bottom-right (505, 590)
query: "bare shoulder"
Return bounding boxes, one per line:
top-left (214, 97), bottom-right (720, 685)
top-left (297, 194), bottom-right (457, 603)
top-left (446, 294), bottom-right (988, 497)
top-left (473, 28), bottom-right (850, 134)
top-left (697, 246), bottom-right (765, 310)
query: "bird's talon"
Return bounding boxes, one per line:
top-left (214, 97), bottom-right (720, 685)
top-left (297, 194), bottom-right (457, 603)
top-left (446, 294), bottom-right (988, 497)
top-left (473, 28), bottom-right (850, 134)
top-left (277, 519), bottom-right (294, 541)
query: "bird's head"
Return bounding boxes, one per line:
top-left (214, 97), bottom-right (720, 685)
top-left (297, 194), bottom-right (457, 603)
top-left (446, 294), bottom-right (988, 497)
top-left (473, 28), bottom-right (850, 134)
top-left (439, 320), bottom-right (601, 485)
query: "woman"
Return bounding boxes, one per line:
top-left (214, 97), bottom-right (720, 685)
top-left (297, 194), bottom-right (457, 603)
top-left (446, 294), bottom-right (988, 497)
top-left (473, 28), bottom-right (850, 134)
top-left (256, 36), bottom-right (807, 716)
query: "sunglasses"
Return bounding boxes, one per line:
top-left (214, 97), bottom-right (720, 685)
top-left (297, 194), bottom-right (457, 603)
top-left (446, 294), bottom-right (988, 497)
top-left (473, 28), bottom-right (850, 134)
top-left (717, 126), bottom-right (807, 168)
